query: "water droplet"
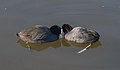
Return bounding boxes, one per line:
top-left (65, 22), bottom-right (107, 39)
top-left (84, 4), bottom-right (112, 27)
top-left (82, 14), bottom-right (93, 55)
top-left (101, 5), bottom-right (105, 8)
top-left (5, 8), bottom-right (7, 10)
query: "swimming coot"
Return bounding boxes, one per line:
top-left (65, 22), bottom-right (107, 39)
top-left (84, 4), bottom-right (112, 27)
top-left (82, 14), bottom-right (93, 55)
top-left (17, 25), bottom-right (61, 43)
top-left (62, 24), bottom-right (100, 53)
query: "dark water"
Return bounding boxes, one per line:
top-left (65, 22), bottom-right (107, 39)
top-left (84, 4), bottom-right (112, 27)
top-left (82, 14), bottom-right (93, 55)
top-left (0, 0), bottom-right (120, 70)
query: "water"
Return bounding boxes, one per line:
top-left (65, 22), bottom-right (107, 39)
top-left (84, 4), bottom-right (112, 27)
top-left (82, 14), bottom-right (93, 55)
top-left (0, 0), bottom-right (120, 70)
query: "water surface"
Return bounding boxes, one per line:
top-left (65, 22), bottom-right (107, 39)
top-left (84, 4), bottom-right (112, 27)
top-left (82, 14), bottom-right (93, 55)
top-left (0, 0), bottom-right (120, 70)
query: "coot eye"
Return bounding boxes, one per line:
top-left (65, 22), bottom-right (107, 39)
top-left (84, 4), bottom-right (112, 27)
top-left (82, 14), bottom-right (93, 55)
top-left (16, 33), bottom-right (19, 36)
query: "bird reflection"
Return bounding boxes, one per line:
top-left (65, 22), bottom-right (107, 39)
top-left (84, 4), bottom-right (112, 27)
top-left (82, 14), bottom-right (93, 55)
top-left (17, 39), bottom-right (61, 51)
top-left (17, 38), bottom-right (101, 53)
top-left (62, 39), bottom-right (101, 48)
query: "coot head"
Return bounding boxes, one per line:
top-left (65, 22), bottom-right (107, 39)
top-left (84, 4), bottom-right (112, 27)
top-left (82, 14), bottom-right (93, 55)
top-left (50, 25), bottom-right (61, 36)
top-left (62, 24), bottom-right (73, 33)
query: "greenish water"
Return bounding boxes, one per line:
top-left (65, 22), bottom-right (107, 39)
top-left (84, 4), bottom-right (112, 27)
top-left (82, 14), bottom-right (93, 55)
top-left (0, 0), bottom-right (120, 70)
